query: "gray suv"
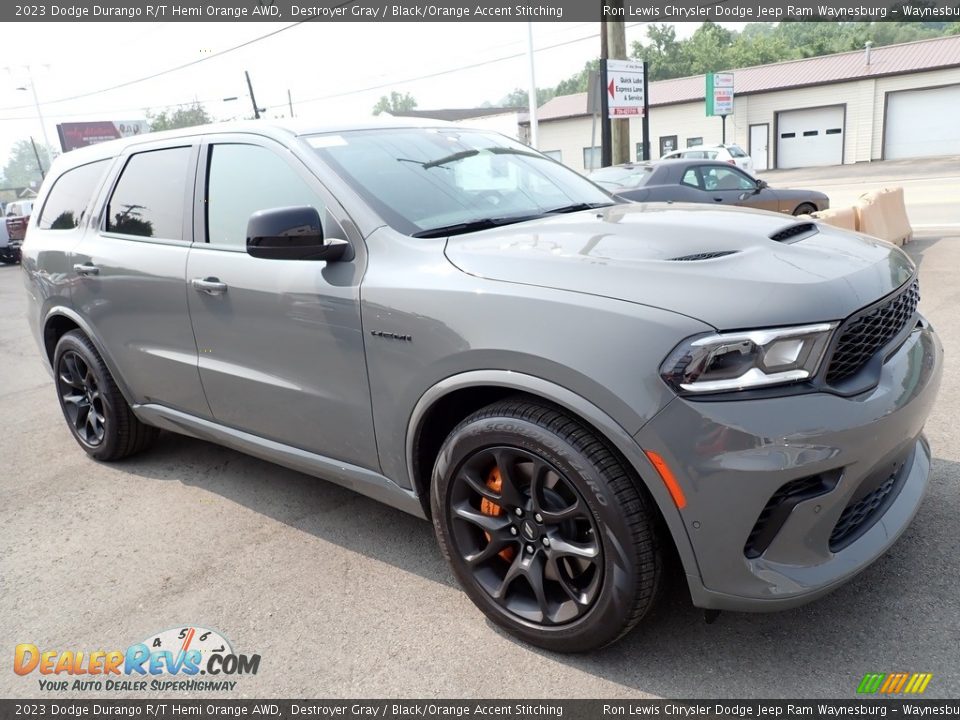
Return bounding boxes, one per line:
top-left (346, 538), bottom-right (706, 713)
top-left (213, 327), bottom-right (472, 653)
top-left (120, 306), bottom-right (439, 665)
top-left (22, 121), bottom-right (942, 652)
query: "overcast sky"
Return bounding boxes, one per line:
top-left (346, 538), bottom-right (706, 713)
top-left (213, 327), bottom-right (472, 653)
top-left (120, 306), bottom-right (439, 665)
top-left (0, 21), bottom-right (737, 178)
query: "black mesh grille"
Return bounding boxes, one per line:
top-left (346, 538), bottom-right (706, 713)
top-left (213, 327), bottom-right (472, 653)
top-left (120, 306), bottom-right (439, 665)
top-left (744, 474), bottom-right (834, 558)
top-left (829, 475), bottom-right (898, 551)
top-left (825, 280), bottom-right (920, 384)
top-left (668, 251), bottom-right (737, 261)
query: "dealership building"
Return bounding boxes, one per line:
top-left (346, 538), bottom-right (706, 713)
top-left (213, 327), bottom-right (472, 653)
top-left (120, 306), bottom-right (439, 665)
top-left (526, 34), bottom-right (960, 173)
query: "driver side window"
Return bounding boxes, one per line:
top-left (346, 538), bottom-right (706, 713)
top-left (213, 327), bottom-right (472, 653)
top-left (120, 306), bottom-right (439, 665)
top-left (206, 143), bottom-right (324, 249)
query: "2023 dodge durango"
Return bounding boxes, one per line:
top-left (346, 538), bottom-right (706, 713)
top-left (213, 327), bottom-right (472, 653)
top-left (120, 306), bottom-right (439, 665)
top-left (22, 121), bottom-right (942, 652)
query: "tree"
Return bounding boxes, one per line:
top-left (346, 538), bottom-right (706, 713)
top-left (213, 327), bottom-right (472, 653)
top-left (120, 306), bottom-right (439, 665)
top-left (497, 87), bottom-right (556, 108)
top-left (372, 91), bottom-right (418, 115)
top-left (2, 139), bottom-right (54, 187)
top-left (147, 103), bottom-right (213, 132)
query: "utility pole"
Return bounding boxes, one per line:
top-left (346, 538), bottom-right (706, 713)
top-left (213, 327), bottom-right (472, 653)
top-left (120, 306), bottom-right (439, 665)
top-left (29, 136), bottom-right (45, 180)
top-left (600, 9), bottom-right (629, 166)
top-left (245, 70), bottom-right (261, 119)
top-left (526, 22), bottom-right (539, 149)
top-left (606, 10), bottom-right (629, 165)
top-left (287, 89), bottom-right (295, 118)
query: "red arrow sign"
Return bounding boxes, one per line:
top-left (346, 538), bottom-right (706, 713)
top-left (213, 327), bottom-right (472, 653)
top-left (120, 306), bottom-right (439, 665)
top-left (608, 78), bottom-right (615, 98)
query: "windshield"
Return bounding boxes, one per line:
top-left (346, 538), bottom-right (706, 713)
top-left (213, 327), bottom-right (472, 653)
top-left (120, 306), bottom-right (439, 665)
top-left (726, 144), bottom-right (748, 158)
top-left (307, 128), bottom-right (613, 236)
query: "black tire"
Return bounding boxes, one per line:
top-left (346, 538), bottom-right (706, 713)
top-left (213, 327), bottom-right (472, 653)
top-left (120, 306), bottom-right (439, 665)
top-left (431, 397), bottom-right (662, 652)
top-left (793, 202), bottom-right (817, 216)
top-left (53, 330), bottom-right (158, 461)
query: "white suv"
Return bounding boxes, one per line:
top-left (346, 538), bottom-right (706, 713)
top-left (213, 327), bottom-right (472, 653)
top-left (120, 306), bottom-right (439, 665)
top-left (662, 143), bottom-right (753, 174)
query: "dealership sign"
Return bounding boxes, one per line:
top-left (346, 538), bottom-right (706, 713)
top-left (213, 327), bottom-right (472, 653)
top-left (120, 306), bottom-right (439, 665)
top-left (706, 73), bottom-right (735, 117)
top-left (605, 59), bottom-right (646, 118)
top-left (56, 120), bottom-right (149, 152)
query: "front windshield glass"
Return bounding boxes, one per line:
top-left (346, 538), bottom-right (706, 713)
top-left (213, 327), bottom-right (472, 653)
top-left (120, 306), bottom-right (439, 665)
top-left (307, 128), bottom-right (613, 236)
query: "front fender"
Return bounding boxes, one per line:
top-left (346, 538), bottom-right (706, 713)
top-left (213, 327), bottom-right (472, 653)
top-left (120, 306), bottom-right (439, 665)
top-left (405, 369), bottom-right (700, 589)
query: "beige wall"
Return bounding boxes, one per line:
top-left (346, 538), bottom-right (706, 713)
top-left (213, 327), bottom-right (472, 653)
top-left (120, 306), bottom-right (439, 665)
top-left (534, 67), bottom-right (960, 173)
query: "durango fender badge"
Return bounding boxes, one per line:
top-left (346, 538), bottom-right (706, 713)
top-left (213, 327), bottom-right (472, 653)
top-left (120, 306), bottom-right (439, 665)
top-left (370, 330), bottom-right (412, 342)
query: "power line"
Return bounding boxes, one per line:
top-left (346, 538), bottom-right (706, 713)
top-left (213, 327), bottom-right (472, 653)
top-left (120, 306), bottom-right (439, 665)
top-left (0, 22), bottom-right (307, 112)
top-left (262, 22), bottom-right (646, 111)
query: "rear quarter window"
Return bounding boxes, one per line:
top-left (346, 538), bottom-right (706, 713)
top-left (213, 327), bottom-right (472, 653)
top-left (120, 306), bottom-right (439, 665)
top-left (38, 160), bottom-right (110, 230)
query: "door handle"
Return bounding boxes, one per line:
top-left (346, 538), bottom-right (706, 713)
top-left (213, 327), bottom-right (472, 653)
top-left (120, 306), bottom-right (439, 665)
top-left (191, 277), bottom-right (228, 295)
top-left (713, 197), bottom-right (724, 202)
top-left (73, 263), bottom-right (99, 276)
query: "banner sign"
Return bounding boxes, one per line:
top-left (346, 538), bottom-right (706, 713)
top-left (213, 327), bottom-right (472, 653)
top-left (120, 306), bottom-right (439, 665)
top-left (56, 120), bottom-right (149, 152)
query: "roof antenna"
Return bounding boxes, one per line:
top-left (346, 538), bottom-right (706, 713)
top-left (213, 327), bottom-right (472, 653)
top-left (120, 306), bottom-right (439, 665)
top-left (865, 41), bottom-right (873, 66)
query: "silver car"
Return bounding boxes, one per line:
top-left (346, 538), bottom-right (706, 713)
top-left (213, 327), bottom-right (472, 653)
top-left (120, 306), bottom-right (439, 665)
top-left (22, 121), bottom-right (942, 652)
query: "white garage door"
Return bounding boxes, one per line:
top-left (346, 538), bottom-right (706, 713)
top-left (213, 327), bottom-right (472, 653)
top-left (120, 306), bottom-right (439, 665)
top-left (777, 106), bottom-right (844, 169)
top-left (885, 85), bottom-right (960, 160)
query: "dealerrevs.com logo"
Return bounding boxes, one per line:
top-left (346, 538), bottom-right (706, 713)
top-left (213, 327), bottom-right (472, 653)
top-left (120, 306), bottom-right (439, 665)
top-left (14, 626), bottom-right (260, 692)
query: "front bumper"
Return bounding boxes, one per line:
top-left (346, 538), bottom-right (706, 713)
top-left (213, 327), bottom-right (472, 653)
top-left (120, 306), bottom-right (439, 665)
top-left (0, 243), bottom-right (22, 262)
top-left (636, 318), bottom-right (942, 610)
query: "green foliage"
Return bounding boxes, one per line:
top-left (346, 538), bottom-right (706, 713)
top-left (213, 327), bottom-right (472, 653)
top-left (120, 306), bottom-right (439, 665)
top-left (372, 91), bottom-right (418, 115)
top-left (497, 86), bottom-right (557, 108)
top-left (2, 139), bottom-right (54, 187)
top-left (147, 103), bottom-right (213, 132)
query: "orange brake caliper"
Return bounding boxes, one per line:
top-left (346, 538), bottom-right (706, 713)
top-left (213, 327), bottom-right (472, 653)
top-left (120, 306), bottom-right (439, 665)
top-left (481, 467), bottom-right (515, 562)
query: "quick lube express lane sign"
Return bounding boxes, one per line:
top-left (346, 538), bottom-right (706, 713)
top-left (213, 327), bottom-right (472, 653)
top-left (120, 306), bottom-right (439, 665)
top-left (605, 59), bottom-right (645, 118)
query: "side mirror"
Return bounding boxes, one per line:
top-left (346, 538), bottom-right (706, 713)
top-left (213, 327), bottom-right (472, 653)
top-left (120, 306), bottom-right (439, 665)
top-left (756, 179), bottom-right (769, 190)
top-left (246, 206), bottom-right (349, 262)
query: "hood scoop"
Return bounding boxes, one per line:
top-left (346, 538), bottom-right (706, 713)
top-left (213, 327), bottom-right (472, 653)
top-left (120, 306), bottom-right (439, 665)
top-left (770, 221), bottom-right (819, 244)
top-left (668, 250), bottom-right (738, 262)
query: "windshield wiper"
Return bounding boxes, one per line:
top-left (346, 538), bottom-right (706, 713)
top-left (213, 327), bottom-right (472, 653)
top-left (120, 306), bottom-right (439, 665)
top-left (543, 202), bottom-right (615, 214)
top-left (411, 214), bottom-right (541, 239)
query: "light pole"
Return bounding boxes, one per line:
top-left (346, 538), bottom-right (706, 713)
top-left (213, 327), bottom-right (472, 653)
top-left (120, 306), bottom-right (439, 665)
top-left (16, 65), bottom-right (54, 159)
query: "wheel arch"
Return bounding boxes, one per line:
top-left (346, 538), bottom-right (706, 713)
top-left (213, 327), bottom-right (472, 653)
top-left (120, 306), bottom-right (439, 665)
top-left (42, 307), bottom-right (137, 406)
top-left (405, 370), bottom-right (701, 583)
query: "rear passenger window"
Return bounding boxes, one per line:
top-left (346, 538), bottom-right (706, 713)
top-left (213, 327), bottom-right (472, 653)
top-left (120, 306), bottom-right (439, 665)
top-left (106, 147), bottom-right (191, 239)
top-left (681, 169), bottom-right (702, 188)
top-left (205, 144), bottom-right (323, 249)
top-left (38, 160), bottom-right (109, 230)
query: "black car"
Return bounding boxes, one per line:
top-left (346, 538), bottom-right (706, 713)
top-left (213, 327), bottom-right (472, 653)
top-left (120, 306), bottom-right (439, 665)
top-left (590, 159), bottom-right (829, 216)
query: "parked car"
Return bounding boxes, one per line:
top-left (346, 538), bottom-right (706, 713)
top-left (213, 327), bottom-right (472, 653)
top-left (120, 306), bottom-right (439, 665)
top-left (5, 199), bottom-right (34, 244)
top-left (661, 143), bottom-right (754, 173)
top-left (23, 121), bottom-right (941, 652)
top-left (591, 159), bottom-right (829, 216)
top-left (0, 209), bottom-right (20, 264)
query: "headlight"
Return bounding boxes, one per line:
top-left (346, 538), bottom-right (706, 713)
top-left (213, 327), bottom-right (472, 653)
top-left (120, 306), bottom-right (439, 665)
top-left (660, 323), bottom-right (837, 394)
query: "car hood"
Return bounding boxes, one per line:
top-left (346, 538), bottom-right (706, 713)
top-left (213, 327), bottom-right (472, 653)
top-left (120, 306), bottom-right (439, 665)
top-left (444, 203), bottom-right (915, 330)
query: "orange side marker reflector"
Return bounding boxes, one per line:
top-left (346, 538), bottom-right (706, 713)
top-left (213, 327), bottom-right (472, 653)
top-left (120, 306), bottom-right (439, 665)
top-left (644, 450), bottom-right (687, 510)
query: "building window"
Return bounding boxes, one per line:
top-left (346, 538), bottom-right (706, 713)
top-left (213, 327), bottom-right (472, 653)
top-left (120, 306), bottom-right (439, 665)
top-left (542, 150), bottom-right (563, 162)
top-left (687, 137), bottom-right (704, 147)
top-left (582, 146), bottom-right (601, 171)
top-left (635, 142), bottom-right (647, 161)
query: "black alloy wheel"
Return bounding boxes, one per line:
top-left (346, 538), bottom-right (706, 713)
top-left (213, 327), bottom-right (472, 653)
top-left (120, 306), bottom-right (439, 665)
top-left (57, 349), bottom-right (107, 447)
top-left (793, 202), bottom-right (817, 216)
top-left (448, 446), bottom-right (603, 626)
top-left (53, 330), bottom-right (158, 461)
top-left (432, 398), bottom-right (663, 652)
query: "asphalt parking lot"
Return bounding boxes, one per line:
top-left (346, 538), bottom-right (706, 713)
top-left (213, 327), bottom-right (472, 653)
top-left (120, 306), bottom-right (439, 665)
top-left (2, 163), bottom-right (959, 700)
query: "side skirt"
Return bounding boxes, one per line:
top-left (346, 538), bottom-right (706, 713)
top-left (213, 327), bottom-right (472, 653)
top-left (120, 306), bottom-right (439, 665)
top-left (132, 403), bottom-right (426, 519)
